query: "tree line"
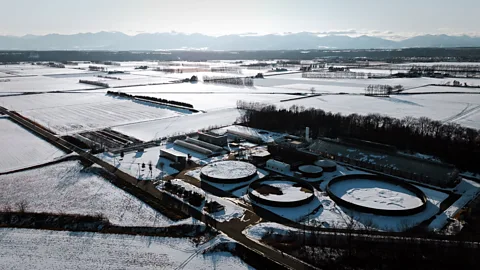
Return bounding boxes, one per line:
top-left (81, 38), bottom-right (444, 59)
top-left (203, 75), bottom-right (254, 86)
top-left (107, 91), bottom-right (194, 108)
top-left (365, 84), bottom-right (404, 96)
top-left (238, 101), bottom-right (480, 172)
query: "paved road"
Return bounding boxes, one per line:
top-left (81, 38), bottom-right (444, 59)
top-left (0, 106), bottom-right (316, 270)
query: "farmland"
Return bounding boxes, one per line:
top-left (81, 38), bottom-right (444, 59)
top-left (0, 117), bottom-right (65, 172)
top-left (0, 228), bottom-right (253, 270)
top-left (1, 60), bottom-right (480, 269)
top-left (0, 161), bottom-right (190, 227)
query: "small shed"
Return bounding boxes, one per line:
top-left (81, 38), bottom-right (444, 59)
top-left (266, 159), bottom-right (291, 173)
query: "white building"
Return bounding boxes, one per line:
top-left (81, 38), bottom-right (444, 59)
top-left (266, 159), bottom-right (291, 173)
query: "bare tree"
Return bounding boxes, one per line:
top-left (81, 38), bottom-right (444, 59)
top-left (15, 200), bottom-right (28, 213)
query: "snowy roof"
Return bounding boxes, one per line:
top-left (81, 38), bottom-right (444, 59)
top-left (201, 160), bottom-right (257, 180)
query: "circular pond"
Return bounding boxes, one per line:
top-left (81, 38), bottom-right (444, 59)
top-left (201, 160), bottom-right (257, 183)
top-left (248, 178), bottom-right (315, 207)
top-left (326, 175), bottom-right (427, 216)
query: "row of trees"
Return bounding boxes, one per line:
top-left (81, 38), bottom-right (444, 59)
top-left (238, 101), bottom-right (480, 172)
top-left (365, 84), bottom-right (404, 96)
top-left (264, 222), bottom-right (480, 270)
top-left (203, 75), bottom-right (254, 86)
top-left (79, 80), bottom-right (109, 88)
top-left (106, 91), bottom-right (194, 108)
top-left (210, 67), bottom-right (242, 74)
top-left (303, 71), bottom-right (390, 79)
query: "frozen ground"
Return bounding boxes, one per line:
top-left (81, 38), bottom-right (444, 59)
top-left (112, 108), bottom-right (242, 141)
top-left (0, 65), bottom-right (91, 76)
top-left (256, 72), bottom-right (443, 88)
top-left (129, 93), bottom-right (293, 112)
top-left (329, 178), bottom-right (424, 210)
top-left (0, 93), bottom-right (187, 134)
top-left (273, 83), bottom-right (366, 94)
top-left (0, 75), bottom-right (100, 93)
top-left (0, 229), bottom-right (254, 270)
top-left (277, 93), bottom-right (480, 129)
top-left (109, 82), bottom-right (311, 95)
top-left (404, 85), bottom-right (480, 93)
top-left (429, 178), bottom-right (480, 231)
top-left (0, 161), bottom-right (191, 227)
top-left (98, 147), bottom-right (179, 181)
top-left (0, 117), bottom-right (65, 172)
top-left (251, 180), bottom-right (312, 202)
top-left (159, 179), bottom-right (246, 222)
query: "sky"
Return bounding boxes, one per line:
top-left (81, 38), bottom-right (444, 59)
top-left (1, 0), bottom-right (479, 39)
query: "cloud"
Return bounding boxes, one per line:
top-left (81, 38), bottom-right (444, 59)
top-left (314, 29), bottom-right (357, 36)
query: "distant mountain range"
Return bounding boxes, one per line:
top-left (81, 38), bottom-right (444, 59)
top-left (1, 32), bottom-right (480, 51)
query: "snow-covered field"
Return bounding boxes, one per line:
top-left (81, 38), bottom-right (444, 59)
top-left (328, 178), bottom-right (424, 210)
top-left (112, 108), bottom-right (242, 141)
top-left (128, 93), bottom-right (293, 112)
top-left (0, 117), bottom-right (65, 172)
top-left (404, 85), bottom-right (480, 93)
top-left (256, 72), bottom-right (443, 89)
top-left (277, 93), bottom-right (480, 129)
top-left (0, 229), bottom-right (254, 270)
top-left (0, 93), bottom-right (188, 134)
top-left (0, 161), bottom-right (190, 227)
top-left (0, 75), bottom-right (100, 93)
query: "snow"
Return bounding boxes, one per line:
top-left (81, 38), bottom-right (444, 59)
top-left (303, 185), bottom-right (449, 231)
top-left (211, 125), bottom-right (286, 143)
top-left (405, 85), bottom-right (480, 93)
top-left (112, 108), bottom-right (242, 142)
top-left (244, 190), bottom-right (322, 222)
top-left (186, 167), bottom-right (269, 195)
top-left (278, 93), bottom-right (480, 129)
top-left (243, 163), bottom-right (448, 231)
top-left (128, 93), bottom-right (293, 112)
top-left (201, 161), bottom-right (257, 181)
top-left (251, 180), bottom-right (313, 202)
top-left (0, 65), bottom-right (92, 76)
top-left (428, 178), bottom-right (480, 231)
top-left (160, 179), bottom-right (246, 222)
top-left (0, 93), bottom-right (187, 134)
top-left (0, 75), bottom-right (100, 93)
top-left (256, 72), bottom-right (440, 89)
top-left (0, 229), bottom-right (254, 270)
top-left (274, 83), bottom-right (365, 94)
top-left (0, 117), bottom-right (65, 172)
top-left (328, 178), bottom-right (424, 210)
top-left (398, 152), bottom-right (442, 163)
top-left (111, 81), bottom-right (310, 95)
top-left (0, 161), bottom-right (191, 227)
top-left (97, 147), bottom-right (179, 181)
top-left (244, 222), bottom-right (296, 240)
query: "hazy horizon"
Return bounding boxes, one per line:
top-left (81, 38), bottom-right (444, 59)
top-left (1, 0), bottom-right (479, 40)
